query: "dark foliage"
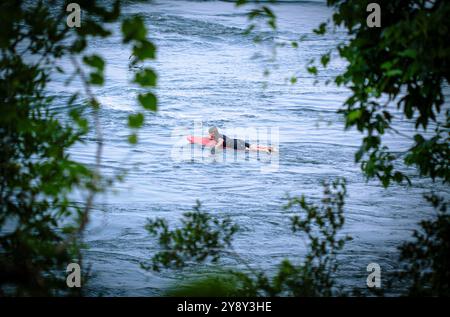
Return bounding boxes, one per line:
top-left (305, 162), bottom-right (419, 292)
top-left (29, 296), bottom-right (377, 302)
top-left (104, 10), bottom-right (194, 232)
top-left (0, 0), bottom-right (156, 295)
top-left (144, 201), bottom-right (239, 272)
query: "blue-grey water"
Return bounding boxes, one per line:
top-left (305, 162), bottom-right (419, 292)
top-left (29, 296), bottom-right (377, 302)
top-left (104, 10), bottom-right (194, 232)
top-left (46, 0), bottom-right (449, 296)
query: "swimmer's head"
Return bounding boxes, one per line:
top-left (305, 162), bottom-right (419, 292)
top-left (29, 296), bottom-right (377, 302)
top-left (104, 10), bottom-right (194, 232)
top-left (208, 126), bottom-right (220, 140)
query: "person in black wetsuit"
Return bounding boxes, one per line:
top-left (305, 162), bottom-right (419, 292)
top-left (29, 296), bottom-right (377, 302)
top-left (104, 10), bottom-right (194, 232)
top-left (208, 127), bottom-right (274, 154)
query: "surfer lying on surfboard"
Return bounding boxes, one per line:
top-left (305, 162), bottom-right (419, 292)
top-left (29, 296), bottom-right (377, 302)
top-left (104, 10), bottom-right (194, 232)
top-left (208, 127), bottom-right (275, 154)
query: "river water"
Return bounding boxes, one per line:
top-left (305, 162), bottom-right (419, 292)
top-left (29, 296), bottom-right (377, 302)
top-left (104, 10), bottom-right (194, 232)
top-left (47, 0), bottom-right (449, 296)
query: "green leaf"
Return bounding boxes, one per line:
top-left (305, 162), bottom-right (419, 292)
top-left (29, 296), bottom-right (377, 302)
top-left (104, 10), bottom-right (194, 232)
top-left (381, 61), bottom-right (392, 70)
top-left (138, 93), bottom-right (157, 111)
top-left (128, 112), bottom-right (144, 128)
top-left (307, 66), bottom-right (318, 75)
top-left (347, 109), bottom-right (362, 123)
top-left (122, 16), bottom-right (147, 43)
top-left (77, 19), bottom-right (112, 37)
top-left (134, 68), bottom-right (157, 87)
top-left (89, 73), bottom-right (104, 85)
top-left (90, 99), bottom-right (100, 109)
top-left (128, 133), bottom-right (138, 144)
top-left (243, 24), bottom-right (255, 35)
top-left (393, 172), bottom-right (404, 183)
top-left (68, 93), bottom-right (79, 106)
top-left (268, 19), bottom-right (276, 30)
top-left (133, 40), bottom-right (156, 60)
top-left (398, 49), bottom-right (417, 59)
top-left (71, 38), bottom-right (87, 53)
top-left (313, 23), bottom-right (327, 35)
top-left (386, 69), bottom-right (402, 77)
top-left (320, 53), bottom-right (330, 67)
top-left (248, 9), bottom-right (262, 20)
top-left (83, 55), bottom-right (105, 71)
top-left (262, 6), bottom-right (275, 18)
top-left (355, 148), bottom-right (364, 162)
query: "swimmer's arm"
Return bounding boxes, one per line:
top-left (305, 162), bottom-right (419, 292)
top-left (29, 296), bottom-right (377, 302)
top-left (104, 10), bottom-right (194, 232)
top-left (215, 138), bottom-right (224, 149)
top-left (211, 138), bottom-right (224, 154)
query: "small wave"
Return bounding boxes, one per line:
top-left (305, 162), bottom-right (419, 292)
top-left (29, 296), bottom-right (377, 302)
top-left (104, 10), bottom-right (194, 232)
top-left (98, 95), bottom-right (136, 112)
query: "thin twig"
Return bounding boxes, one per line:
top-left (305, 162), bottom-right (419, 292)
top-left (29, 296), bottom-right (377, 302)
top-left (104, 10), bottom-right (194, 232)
top-left (388, 125), bottom-right (414, 140)
top-left (56, 55), bottom-right (104, 255)
top-left (70, 55), bottom-right (103, 235)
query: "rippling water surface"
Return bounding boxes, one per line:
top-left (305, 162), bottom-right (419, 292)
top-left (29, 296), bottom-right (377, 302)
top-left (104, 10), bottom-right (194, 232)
top-left (48, 0), bottom-right (449, 295)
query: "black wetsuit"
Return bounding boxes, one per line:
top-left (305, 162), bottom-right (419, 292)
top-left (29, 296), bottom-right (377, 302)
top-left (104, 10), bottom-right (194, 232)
top-left (222, 135), bottom-right (250, 150)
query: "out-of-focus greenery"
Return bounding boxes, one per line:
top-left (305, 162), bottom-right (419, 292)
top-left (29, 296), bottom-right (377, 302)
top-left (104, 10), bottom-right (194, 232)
top-left (276, 178), bottom-right (351, 296)
top-left (239, 0), bottom-right (450, 187)
top-left (143, 201), bottom-right (239, 271)
top-left (398, 194), bottom-right (449, 296)
top-left (165, 273), bottom-right (246, 297)
top-left (305, 0), bottom-right (450, 297)
top-left (326, 0), bottom-right (449, 187)
top-left (149, 180), bottom-right (351, 296)
top-left (0, 0), bottom-right (156, 295)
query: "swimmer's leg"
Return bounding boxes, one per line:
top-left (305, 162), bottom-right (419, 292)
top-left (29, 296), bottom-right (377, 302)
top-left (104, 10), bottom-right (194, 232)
top-left (249, 144), bottom-right (272, 153)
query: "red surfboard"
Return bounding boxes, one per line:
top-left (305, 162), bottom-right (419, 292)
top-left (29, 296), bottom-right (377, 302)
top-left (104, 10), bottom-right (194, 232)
top-left (187, 135), bottom-right (217, 147)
